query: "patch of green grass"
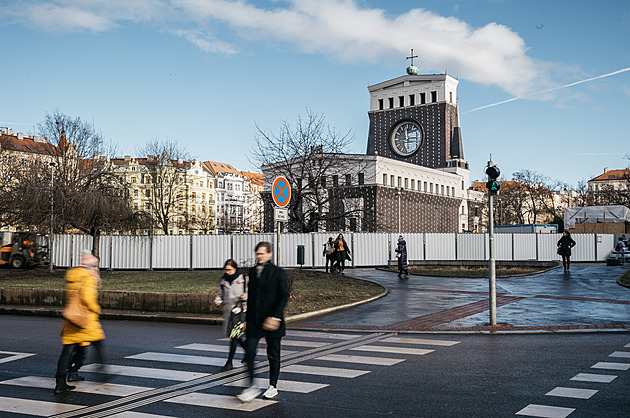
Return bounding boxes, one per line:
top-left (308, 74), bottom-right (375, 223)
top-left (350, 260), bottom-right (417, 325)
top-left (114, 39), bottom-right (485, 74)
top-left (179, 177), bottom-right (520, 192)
top-left (620, 269), bottom-right (630, 288)
top-left (392, 265), bottom-right (551, 278)
top-left (0, 267), bottom-right (385, 316)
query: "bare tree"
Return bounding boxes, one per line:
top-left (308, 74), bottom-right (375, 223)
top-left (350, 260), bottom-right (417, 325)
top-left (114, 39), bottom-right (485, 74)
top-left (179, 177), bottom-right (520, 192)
top-left (137, 139), bottom-right (191, 234)
top-left (35, 111), bottom-right (147, 256)
top-left (511, 169), bottom-right (550, 224)
top-left (249, 109), bottom-right (368, 232)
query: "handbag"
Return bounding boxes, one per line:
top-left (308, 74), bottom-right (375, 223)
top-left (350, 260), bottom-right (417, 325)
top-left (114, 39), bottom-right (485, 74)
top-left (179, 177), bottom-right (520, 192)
top-left (557, 247), bottom-right (561, 255)
top-left (228, 301), bottom-right (246, 339)
top-left (62, 284), bottom-right (89, 329)
top-left (228, 277), bottom-right (247, 339)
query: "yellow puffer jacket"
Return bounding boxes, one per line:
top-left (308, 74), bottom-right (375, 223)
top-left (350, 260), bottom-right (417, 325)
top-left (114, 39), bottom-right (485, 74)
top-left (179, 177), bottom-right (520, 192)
top-left (60, 267), bottom-right (105, 345)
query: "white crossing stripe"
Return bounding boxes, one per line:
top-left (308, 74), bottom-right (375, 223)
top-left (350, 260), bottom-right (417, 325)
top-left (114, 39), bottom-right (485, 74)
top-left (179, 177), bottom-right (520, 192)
top-left (591, 362), bottom-right (630, 371)
top-left (570, 373), bottom-right (617, 383)
top-left (226, 377), bottom-right (329, 393)
top-left (0, 351), bottom-right (36, 364)
top-left (315, 353), bottom-right (404, 366)
top-left (350, 345), bottom-right (434, 356)
top-left (81, 363), bottom-right (210, 381)
top-left (98, 411), bottom-right (176, 418)
top-left (165, 393), bottom-right (273, 412)
top-left (0, 376), bottom-right (153, 397)
top-left (126, 352), bottom-right (230, 367)
top-left (0, 396), bottom-right (83, 416)
top-left (287, 330), bottom-right (360, 340)
top-left (281, 364), bottom-right (370, 378)
top-left (545, 387), bottom-right (598, 399)
top-left (176, 343), bottom-right (295, 355)
top-left (381, 337), bottom-right (460, 347)
top-left (516, 404), bottom-right (575, 418)
top-left (609, 351), bottom-right (630, 359)
top-left (625, 343), bottom-right (630, 348)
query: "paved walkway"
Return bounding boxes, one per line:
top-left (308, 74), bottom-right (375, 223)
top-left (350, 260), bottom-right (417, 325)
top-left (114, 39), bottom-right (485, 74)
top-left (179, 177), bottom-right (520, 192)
top-left (291, 263), bottom-right (630, 333)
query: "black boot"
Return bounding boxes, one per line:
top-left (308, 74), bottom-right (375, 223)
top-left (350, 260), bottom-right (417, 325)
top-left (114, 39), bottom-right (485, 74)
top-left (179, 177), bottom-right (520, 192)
top-left (54, 375), bottom-right (75, 394)
top-left (67, 371), bottom-right (85, 382)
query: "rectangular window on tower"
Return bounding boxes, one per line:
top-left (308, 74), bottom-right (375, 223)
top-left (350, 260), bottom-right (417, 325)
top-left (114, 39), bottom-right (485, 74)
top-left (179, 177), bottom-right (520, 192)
top-left (409, 95), bottom-right (415, 106)
top-left (420, 93), bottom-right (426, 104)
top-left (383, 174), bottom-right (387, 185)
top-left (398, 96), bottom-right (404, 107)
top-left (450, 92), bottom-right (453, 103)
top-left (333, 175), bottom-right (339, 187)
top-left (431, 91), bottom-right (437, 102)
top-left (378, 99), bottom-right (383, 110)
top-left (388, 97), bottom-right (394, 108)
top-left (321, 176), bottom-right (327, 188)
top-left (358, 173), bottom-right (364, 185)
top-left (345, 174), bottom-right (352, 186)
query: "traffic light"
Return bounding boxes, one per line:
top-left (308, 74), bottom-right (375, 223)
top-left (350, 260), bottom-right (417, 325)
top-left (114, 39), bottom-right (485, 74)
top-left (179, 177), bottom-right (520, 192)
top-left (485, 165), bottom-right (500, 195)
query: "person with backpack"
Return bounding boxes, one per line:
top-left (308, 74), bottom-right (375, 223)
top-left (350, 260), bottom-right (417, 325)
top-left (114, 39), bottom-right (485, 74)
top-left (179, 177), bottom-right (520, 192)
top-left (323, 237), bottom-right (335, 273)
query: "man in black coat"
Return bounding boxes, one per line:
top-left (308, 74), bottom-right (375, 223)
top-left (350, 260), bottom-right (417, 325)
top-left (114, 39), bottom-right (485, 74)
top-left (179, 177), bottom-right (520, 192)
top-left (237, 241), bottom-right (290, 402)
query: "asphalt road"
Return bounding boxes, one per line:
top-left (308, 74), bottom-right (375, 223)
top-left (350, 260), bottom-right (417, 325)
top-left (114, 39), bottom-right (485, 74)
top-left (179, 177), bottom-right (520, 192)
top-left (1, 316), bottom-right (628, 417)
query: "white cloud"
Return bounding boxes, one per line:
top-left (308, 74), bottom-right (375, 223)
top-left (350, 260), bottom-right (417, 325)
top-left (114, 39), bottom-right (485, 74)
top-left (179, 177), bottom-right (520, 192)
top-left (2, 0), bottom-right (555, 97)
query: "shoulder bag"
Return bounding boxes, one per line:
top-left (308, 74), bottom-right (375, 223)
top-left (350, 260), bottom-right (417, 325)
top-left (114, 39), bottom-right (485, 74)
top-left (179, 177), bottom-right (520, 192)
top-left (228, 277), bottom-right (247, 339)
top-left (62, 282), bottom-right (89, 329)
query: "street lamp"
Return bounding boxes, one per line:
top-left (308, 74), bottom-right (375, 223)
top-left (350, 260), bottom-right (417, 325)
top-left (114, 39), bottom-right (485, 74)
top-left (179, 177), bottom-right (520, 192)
top-left (49, 162), bottom-right (58, 271)
top-left (395, 188), bottom-right (403, 233)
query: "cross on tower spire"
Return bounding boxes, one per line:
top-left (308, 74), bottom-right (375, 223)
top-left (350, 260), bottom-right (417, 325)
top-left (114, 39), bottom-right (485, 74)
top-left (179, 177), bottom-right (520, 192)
top-left (406, 49), bottom-right (419, 75)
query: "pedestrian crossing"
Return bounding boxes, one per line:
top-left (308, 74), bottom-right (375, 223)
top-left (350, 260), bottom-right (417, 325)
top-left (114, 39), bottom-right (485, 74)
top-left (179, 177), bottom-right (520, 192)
top-left (516, 341), bottom-right (629, 417)
top-left (0, 331), bottom-right (459, 417)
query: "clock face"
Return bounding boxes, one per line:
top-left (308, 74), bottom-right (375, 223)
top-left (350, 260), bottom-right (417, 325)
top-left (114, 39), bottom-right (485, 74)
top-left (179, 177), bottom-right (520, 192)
top-left (390, 121), bottom-right (423, 156)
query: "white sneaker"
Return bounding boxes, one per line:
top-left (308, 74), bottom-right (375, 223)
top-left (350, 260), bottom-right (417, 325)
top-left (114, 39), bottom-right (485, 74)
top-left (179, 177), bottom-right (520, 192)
top-left (262, 385), bottom-right (278, 400)
top-left (237, 385), bottom-right (261, 403)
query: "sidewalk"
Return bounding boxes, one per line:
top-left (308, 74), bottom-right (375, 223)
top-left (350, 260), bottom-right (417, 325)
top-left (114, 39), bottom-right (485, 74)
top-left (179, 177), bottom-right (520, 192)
top-left (291, 263), bottom-right (630, 333)
top-left (2, 263), bottom-right (629, 333)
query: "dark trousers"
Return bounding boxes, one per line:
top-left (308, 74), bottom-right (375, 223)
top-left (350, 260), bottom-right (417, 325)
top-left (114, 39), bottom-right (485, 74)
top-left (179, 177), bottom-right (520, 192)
top-left (56, 340), bottom-right (105, 377)
top-left (245, 335), bottom-right (281, 387)
top-left (325, 254), bottom-right (334, 272)
top-left (68, 344), bottom-right (88, 373)
top-left (335, 252), bottom-right (345, 271)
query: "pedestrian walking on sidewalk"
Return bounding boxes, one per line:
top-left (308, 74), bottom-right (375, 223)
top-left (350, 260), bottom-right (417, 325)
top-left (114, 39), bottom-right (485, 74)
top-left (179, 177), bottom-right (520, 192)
top-left (557, 231), bottom-right (576, 273)
top-left (333, 233), bottom-right (351, 275)
top-left (214, 259), bottom-right (248, 372)
top-left (395, 235), bottom-right (409, 279)
top-left (323, 237), bottom-right (335, 273)
top-left (237, 242), bottom-right (290, 403)
top-left (54, 250), bottom-right (108, 394)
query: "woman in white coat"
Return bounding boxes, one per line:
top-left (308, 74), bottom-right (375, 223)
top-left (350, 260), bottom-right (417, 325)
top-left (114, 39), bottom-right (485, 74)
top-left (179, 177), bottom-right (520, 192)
top-left (214, 259), bottom-right (248, 371)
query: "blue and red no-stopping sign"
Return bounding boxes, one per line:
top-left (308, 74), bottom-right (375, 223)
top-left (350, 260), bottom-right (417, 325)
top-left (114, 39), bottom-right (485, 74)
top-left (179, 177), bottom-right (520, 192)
top-left (272, 176), bottom-right (291, 208)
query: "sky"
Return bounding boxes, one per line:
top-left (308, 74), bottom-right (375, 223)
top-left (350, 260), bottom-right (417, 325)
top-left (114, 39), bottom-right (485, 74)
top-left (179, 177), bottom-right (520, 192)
top-left (1, 0), bottom-right (629, 188)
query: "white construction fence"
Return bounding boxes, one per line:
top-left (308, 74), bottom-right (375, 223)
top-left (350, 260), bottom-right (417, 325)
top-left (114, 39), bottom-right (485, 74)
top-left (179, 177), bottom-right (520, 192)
top-left (51, 233), bottom-right (616, 270)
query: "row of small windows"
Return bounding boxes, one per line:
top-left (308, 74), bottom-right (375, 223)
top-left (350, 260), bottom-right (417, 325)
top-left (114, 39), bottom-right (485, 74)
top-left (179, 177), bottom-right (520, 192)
top-left (377, 91), bottom-right (451, 110)
top-left (319, 173), bottom-right (365, 188)
top-left (382, 174), bottom-right (456, 197)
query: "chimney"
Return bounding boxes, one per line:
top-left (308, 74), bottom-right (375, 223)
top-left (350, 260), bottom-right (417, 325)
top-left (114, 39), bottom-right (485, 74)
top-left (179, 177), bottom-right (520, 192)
top-left (124, 155), bottom-right (131, 162)
top-left (603, 167), bottom-right (608, 173)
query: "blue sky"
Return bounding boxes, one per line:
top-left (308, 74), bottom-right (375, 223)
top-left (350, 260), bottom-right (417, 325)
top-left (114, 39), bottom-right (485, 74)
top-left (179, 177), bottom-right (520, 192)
top-left (1, 0), bottom-right (629, 187)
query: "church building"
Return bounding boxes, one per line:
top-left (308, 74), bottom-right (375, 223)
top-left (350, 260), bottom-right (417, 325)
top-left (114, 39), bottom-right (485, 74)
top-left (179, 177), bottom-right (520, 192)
top-left (262, 56), bottom-right (480, 233)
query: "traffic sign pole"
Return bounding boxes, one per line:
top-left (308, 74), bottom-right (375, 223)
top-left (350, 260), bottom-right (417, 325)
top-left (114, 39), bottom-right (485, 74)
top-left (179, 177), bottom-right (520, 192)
top-left (271, 176), bottom-right (292, 267)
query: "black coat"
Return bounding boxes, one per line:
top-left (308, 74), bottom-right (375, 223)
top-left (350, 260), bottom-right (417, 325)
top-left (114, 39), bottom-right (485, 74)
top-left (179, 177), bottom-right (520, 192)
top-left (246, 262), bottom-right (290, 339)
top-left (557, 235), bottom-right (576, 256)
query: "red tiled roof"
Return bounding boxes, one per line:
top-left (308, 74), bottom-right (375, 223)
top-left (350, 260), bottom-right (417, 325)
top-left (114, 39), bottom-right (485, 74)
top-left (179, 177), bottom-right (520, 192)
top-left (590, 169), bottom-right (630, 182)
top-left (204, 161), bottom-right (241, 176)
top-left (0, 133), bottom-right (57, 156)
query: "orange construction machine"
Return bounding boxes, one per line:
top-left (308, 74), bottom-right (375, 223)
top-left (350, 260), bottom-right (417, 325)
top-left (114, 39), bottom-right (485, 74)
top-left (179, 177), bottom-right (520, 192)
top-left (0, 232), bottom-right (47, 269)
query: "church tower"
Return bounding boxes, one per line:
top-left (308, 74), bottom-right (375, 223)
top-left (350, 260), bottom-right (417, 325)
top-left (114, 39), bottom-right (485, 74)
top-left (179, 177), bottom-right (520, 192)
top-left (366, 52), bottom-right (468, 170)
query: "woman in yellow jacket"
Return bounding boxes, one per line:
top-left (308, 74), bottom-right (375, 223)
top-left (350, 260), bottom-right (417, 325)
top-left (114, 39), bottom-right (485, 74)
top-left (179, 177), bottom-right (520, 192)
top-left (55, 251), bottom-right (107, 394)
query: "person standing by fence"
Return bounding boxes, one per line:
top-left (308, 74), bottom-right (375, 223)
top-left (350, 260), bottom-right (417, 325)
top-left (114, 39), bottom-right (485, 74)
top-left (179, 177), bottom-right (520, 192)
top-left (395, 235), bottom-right (408, 279)
top-left (54, 250), bottom-right (108, 394)
top-left (557, 231), bottom-right (576, 273)
top-left (214, 259), bottom-right (248, 372)
top-left (237, 242), bottom-right (290, 402)
top-left (323, 237), bottom-right (335, 273)
top-left (333, 234), bottom-right (351, 275)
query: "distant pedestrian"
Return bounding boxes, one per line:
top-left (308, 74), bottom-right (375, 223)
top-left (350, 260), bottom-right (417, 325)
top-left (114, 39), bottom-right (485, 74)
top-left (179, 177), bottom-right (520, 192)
top-left (395, 235), bottom-right (408, 279)
top-left (614, 237), bottom-right (626, 261)
top-left (557, 231), bottom-right (576, 273)
top-left (237, 242), bottom-right (290, 403)
top-left (214, 259), bottom-right (248, 372)
top-left (333, 233), bottom-right (351, 275)
top-left (55, 250), bottom-right (108, 394)
top-left (323, 237), bottom-right (335, 273)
